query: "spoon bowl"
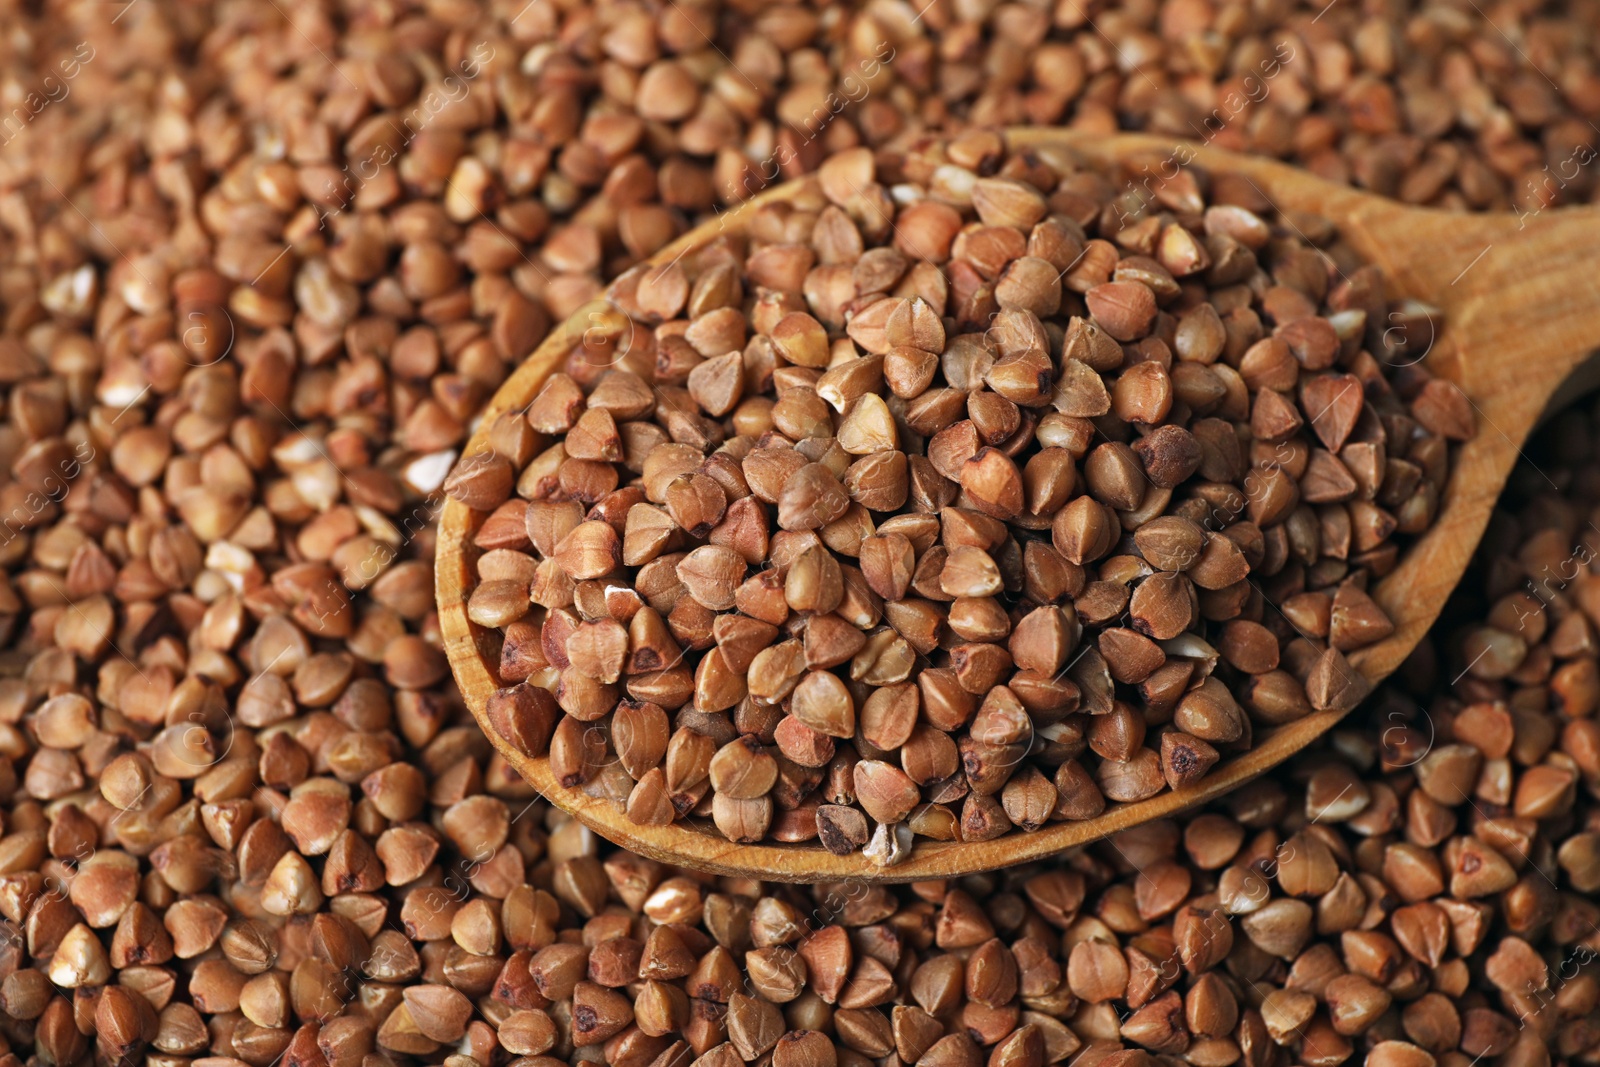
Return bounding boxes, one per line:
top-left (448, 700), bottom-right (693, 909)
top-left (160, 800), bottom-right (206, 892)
top-left (438, 129), bottom-right (1600, 881)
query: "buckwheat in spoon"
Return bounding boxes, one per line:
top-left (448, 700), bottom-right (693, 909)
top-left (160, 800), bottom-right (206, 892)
top-left (436, 129), bottom-right (1600, 881)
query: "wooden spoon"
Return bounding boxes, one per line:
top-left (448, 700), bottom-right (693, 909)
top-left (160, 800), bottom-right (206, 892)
top-left (436, 129), bottom-right (1600, 881)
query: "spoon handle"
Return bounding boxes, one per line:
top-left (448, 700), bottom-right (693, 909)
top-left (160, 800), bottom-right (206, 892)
top-left (1339, 198), bottom-right (1600, 426)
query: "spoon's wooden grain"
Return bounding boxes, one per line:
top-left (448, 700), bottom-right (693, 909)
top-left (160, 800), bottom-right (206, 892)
top-left (437, 129), bottom-right (1600, 881)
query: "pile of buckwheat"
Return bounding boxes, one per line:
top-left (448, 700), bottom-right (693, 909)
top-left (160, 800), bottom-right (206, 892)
top-left (450, 131), bottom-right (1474, 850)
top-left (0, 0), bottom-right (1592, 1065)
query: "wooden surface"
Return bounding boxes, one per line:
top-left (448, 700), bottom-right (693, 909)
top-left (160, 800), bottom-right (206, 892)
top-left (438, 129), bottom-right (1600, 882)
